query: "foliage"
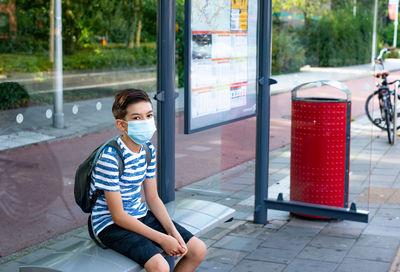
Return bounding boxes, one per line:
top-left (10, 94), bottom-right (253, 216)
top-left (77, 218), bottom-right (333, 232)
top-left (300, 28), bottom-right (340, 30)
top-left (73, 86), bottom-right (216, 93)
top-left (379, 20), bottom-right (400, 49)
top-left (0, 54), bottom-right (52, 74)
top-left (0, 0), bottom-right (50, 53)
top-left (0, 82), bottom-right (30, 110)
top-left (272, 24), bottom-right (306, 74)
top-left (0, 44), bottom-right (156, 74)
top-left (63, 46), bottom-right (156, 71)
top-left (304, 8), bottom-right (372, 67)
top-left (0, 0), bottom-right (398, 79)
top-left (273, 0), bottom-right (330, 19)
top-left (176, 0), bottom-right (185, 88)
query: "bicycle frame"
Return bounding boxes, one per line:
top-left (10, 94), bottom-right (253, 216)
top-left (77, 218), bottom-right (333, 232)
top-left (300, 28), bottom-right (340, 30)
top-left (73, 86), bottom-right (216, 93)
top-left (365, 47), bottom-right (397, 144)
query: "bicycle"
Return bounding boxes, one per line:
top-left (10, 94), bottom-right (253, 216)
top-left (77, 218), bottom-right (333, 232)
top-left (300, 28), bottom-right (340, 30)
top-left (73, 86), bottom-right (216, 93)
top-left (365, 47), bottom-right (400, 144)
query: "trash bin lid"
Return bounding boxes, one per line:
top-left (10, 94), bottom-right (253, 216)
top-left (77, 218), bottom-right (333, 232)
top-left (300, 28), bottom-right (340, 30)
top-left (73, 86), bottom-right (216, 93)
top-left (292, 80), bottom-right (351, 102)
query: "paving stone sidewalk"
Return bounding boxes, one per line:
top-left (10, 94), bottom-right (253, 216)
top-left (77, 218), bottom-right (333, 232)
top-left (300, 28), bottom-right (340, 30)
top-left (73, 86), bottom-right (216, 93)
top-left (1, 114), bottom-right (400, 272)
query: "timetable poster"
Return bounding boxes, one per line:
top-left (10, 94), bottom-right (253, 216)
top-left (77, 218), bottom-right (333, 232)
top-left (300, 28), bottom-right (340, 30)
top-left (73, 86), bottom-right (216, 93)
top-left (186, 0), bottom-right (257, 133)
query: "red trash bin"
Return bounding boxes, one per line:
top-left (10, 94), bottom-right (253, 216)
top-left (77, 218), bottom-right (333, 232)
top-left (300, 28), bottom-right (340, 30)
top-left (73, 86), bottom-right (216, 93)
top-left (290, 80), bottom-right (351, 218)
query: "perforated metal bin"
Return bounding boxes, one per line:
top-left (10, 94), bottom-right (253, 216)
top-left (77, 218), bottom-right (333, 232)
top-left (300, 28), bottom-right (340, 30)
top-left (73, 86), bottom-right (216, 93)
top-left (290, 80), bottom-right (351, 218)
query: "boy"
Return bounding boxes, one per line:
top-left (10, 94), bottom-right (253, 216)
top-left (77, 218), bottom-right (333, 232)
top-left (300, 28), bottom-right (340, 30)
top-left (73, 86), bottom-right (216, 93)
top-left (90, 89), bottom-right (206, 272)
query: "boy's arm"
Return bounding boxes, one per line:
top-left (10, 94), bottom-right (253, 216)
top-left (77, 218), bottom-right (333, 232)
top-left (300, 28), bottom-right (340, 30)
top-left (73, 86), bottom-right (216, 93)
top-left (104, 190), bottom-right (185, 257)
top-left (143, 177), bottom-right (188, 254)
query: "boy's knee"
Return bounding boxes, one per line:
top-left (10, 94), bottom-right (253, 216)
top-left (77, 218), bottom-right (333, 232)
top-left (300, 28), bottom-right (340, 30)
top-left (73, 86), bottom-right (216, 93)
top-left (187, 237), bottom-right (207, 262)
top-left (144, 254), bottom-right (170, 272)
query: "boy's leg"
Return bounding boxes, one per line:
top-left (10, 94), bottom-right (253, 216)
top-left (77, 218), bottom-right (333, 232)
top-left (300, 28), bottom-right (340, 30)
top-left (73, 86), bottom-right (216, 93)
top-left (174, 237), bottom-right (206, 272)
top-left (140, 211), bottom-right (206, 271)
top-left (98, 224), bottom-right (168, 270)
top-left (144, 254), bottom-right (170, 272)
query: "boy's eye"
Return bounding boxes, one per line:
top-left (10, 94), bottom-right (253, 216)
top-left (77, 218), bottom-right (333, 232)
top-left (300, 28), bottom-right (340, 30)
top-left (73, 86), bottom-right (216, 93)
top-left (147, 114), bottom-right (153, 118)
top-left (133, 116), bottom-right (141, 120)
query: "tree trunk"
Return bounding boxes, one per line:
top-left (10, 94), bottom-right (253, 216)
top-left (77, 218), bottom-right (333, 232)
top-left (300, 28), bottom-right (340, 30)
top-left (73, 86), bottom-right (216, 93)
top-left (126, 0), bottom-right (137, 49)
top-left (136, 18), bottom-right (142, 47)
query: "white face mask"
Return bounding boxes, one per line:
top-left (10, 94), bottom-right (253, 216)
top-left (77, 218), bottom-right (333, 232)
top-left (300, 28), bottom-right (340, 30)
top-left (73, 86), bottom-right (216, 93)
top-left (121, 118), bottom-right (156, 145)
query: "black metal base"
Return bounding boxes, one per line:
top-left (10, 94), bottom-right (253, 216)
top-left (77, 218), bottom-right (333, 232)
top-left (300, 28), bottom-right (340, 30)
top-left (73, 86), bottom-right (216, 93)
top-left (265, 193), bottom-right (369, 223)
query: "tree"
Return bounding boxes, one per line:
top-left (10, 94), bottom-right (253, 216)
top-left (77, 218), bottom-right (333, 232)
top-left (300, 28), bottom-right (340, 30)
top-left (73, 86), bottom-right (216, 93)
top-left (273, 0), bottom-right (331, 21)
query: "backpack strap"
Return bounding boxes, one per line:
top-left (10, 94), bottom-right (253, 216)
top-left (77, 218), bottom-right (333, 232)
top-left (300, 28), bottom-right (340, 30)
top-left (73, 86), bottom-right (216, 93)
top-left (142, 143), bottom-right (152, 167)
top-left (106, 139), bottom-right (125, 177)
top-left (89, 138), bottom-right (124, 212)
top-left (88, 214), bottom-right (107, 249)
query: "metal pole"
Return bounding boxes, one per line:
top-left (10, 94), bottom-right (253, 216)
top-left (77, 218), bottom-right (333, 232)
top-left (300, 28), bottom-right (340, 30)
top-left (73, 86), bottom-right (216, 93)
top-left (254, 0), bottom-right (273, 224)
top-left (394, 2), bottom-right (399, 48)
top-left (394, 81), bottom-right (398, 145)
top-left (371, 0), bottom-right (378, 65)
top-left (53, 0), bottom-right (64, 128)
top-left (156, 0), bottom-right (176, 203)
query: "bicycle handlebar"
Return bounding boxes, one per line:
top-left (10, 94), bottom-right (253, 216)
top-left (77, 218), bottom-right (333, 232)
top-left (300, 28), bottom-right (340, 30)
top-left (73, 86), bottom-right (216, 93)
top-left (376, 47), bottom-right (396, 61)
top-left (388, 80), bottom-right (400, 85)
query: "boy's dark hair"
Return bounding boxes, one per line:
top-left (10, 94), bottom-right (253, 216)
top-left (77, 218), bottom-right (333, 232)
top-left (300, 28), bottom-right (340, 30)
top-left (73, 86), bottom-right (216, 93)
top-left (112, 88), bottom-right (152, 120)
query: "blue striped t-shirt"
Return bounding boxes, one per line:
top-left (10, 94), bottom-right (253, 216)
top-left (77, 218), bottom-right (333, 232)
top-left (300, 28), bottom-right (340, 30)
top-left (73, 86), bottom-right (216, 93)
top-left (90, 137), bottom-right (156, 235)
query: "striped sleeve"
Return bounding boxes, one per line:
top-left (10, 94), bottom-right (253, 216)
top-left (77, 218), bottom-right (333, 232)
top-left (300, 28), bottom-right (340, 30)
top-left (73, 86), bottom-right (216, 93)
top-left (92, 146), bottom-right (120, 192)
top-left (145, 141), bottom-right (156, 179)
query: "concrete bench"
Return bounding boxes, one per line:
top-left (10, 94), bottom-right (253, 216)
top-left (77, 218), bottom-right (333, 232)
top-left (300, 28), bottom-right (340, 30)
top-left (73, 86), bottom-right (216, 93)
top-left (19, 199), bottom-right (235, 272)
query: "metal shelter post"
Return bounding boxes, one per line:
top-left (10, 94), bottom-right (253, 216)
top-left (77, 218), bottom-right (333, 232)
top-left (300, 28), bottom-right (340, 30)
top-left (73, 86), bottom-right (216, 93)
top-left (156, 0), bottom-right (176, 204)
top-left (371, 0), bottom-right (378, 64)
top-left (53, 0), bottom-right (64, 128)
top-left (394, 81), bottom-right (399, 145)
top-left (254, 0), bottom-right (273, 224)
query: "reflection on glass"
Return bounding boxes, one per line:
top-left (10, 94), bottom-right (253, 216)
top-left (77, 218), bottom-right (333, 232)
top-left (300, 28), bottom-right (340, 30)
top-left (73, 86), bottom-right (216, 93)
top-left (15, 113), bottom-right (23, 123)
top-left (0, 0), bottom-right (158, 258)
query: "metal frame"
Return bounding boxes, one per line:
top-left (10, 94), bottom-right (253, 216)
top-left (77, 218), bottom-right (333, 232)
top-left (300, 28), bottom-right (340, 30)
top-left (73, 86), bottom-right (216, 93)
top-left (394, 81), bottom-right (398, 145)
top-left (344, 99), bottom-right (351, 207)
top-left (183, 0), bottom-right (191, 134)
top-left (53, 0), bottom-right (64, 129)
top-left (266, 194), bottom-right (369, 223)
top-left (253, 1), bottom-right (369, 224)
top-left (156, 0), bottom-right (176, 204)
top-left (253, 0), bottom-right (273, 224)
top-left (183, 0), bottom-right (257, 134)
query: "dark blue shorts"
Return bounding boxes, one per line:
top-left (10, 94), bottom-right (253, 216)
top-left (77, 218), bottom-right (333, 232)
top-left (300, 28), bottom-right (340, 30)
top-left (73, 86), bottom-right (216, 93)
top-left (97, 211), bottom-right (194, 266)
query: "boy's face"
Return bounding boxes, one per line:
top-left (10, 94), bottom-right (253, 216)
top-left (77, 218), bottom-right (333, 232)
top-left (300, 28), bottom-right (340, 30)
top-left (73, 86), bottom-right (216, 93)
top-left (116, 101), bottom-right (153, 133)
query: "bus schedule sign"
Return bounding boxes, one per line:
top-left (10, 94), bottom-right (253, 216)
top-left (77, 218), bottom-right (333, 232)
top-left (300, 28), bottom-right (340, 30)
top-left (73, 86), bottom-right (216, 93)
top-left (184, 0), bottom-right (258, 133)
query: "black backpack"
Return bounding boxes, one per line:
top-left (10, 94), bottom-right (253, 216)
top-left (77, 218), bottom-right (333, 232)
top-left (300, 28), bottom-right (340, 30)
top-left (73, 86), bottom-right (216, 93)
top-left (74, 136), bottom-right (151, 213)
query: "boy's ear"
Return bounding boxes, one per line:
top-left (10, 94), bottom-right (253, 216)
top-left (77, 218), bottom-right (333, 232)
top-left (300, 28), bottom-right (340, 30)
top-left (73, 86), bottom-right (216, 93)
top-left (116, 119), bottom-right (126, 133)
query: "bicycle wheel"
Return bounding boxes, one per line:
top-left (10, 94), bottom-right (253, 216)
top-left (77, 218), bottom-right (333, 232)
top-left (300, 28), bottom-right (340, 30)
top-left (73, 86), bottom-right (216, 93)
top-left (365, 90), bottom-right (387, 130)
top-left (391, 91), bottom-right (400, 142)
top-left (385, 108), bottom-right (393, 144)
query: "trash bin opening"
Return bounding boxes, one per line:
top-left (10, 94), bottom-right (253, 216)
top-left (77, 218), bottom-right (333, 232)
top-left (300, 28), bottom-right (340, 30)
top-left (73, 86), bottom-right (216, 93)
top-left (293, 97), bottom-right (346, 103)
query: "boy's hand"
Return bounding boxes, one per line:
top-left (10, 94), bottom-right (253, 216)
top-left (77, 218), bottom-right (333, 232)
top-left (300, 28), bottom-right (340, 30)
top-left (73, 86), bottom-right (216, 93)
top-left (170, 230), bottom-right (188, 256)
top-left (160, 234), bottom-right (186, 257)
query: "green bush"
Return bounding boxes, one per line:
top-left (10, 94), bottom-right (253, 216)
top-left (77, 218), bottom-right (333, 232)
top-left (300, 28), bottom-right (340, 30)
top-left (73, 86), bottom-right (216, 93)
top-left (0, 82), bottom-right (30, 110)
top-left (272, 26), bottom-right (306, 74)
top-left (0, 54), bottom-right (52, 74)
top-left (0, 45), bottom-right (157, 75)
top-left (306, 9), bottom-right (372, 67)
top-left (63, 46), bottom-right (157, 71)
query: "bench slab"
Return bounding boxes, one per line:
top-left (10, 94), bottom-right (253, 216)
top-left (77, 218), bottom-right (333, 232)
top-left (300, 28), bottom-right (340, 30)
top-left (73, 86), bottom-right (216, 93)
top-left (20, 199), bottom-right (235, 272)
